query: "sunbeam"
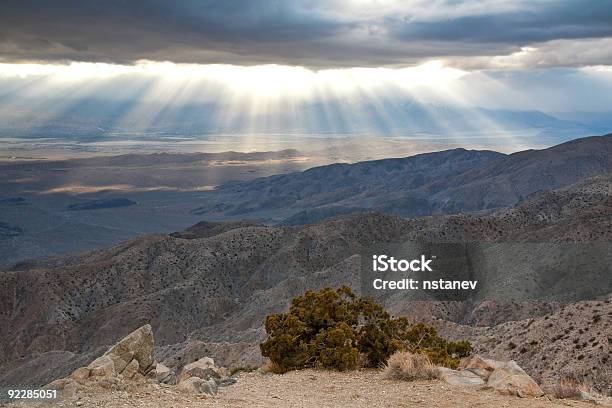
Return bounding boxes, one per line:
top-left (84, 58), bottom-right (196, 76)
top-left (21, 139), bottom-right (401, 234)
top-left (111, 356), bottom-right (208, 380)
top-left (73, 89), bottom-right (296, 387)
top-left (1, 60), bottom-right (611, 153)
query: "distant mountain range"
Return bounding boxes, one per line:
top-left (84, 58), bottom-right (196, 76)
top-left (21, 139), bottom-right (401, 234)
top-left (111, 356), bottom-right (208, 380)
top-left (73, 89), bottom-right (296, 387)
top-left (1, 135), bottom-right (611, 269)
top-left (194, 134), bottom-right (612, 224)
top-left (1, 100), bottom-right (608, 141)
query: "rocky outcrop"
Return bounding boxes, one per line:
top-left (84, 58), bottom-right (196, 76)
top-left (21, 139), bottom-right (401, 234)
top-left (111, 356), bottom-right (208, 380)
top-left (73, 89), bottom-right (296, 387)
top-left (83, 324), bottom-right (155, 380)
top-left (437, 367), bottom-right (485, 386)
top-left (445, 355), bottom-right (544, 398)
top-left (172, 356), bottom-right (240, 394)
top-left (44, 377), bottom-right (79, 399)
top-left (179, 357), bottom-right (219, 383)
top-left (176, 376), bottom-right (218, 395)
top-left (155, 363), bottom-right (174, 384)
top-left (122, 359), bottom-right (141, 379)
top-left (88, 355), bottom-right (116, 378)
top-left (44, 325), bottom-right (156, 397)
top-left (105, 324), bottom-right (155, 375)
top-left (459, 355), bottom-right (500, 381)
top-left (486, 364), bottom-right (544, 398)
top-left (43, 325), bottom-right (235, 399)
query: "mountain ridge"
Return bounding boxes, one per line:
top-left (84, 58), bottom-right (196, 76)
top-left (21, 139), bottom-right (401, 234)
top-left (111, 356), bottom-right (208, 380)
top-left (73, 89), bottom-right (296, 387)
top-left (192, 134), bottom-right (612, 223)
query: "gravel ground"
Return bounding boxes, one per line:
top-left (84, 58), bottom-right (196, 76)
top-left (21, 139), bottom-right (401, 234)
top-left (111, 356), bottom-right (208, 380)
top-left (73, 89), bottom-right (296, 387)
top-left (6, 369), bottom-right (611, 408)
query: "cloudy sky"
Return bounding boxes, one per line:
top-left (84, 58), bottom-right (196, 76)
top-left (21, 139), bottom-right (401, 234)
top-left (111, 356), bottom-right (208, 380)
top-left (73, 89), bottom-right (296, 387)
top-left (1, 0), bottom-right (611, 68)
top-left (0, 0), bottom-right (611, 142)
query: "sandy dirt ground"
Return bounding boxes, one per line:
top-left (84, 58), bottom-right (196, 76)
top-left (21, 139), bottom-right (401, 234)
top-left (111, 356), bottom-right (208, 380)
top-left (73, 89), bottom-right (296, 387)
top-left (5, 369), bottom-right (611, 408)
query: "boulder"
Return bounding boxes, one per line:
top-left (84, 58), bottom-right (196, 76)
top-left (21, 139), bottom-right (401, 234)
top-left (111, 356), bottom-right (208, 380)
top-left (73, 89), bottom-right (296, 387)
top-left (185, 356), bottom-right (215, 370)
top-left (62, 380), bottom-right (78, 399)
top-left (176, 377), bottom-right (202, 393)
top-left (121, 359), bottom-right (140, 379)
top-left (459, 355), bottom-right (543, 397)
top-left (107, 351), bottom-right (134, 374)
top-left (217, 366), bottom-right (231, 378)
top-left (438, 367), bottom-right (485, 386)
top-left (487, 367), bottom-right (544, 397)
top-left (155, 363), bottom-right (175, 384)
top-left (71, 367), bottom-right (91, 382)
top-left (43, 378), bottom-right (78, 398)
top-left (88, 355), bottom-right (116, 378)
top-left (179, 357), bottom-right (220, 383)
top-left (460, 355), bottom-right (494, 371)
top-left (95, 377), bottom-right (119, 389)
top-left (492, 360), bottom-right (527, 376)
top-left (200, 378), bottom-right (219, 396)
top-left (459, 355), bottom-right (527, 380)
top-left (180, 367), bottom-right (221, 383)
top-left (43, 324), bottom-right (158, 400)
top-left (465, 368), bottom-right (491, 380)
top-left (105, 324), bottom-right (155, 375)
top-left (176, 376), bottom-right (218, 395)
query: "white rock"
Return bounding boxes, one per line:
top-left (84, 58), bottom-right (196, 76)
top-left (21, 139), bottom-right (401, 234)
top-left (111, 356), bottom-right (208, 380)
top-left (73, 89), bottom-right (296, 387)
top-left (487, 367), bottom-right (544, 397)
top-left (105, 324), bottom-right (155, 374)
top-left (438, 367), bottom-right (485, 386)
top-left (179, 357), bottom-right (220, 383)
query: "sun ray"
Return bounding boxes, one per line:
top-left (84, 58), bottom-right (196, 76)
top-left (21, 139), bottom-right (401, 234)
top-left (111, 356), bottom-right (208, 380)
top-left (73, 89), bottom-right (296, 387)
top-left (0, 59), bottom-right (577, 154)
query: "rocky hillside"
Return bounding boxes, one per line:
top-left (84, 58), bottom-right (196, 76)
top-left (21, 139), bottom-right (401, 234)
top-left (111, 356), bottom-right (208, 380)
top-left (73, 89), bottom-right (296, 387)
top-left (193, 135), bottom-right (612, 223)
top-left (1, 174), bottom-right (610, 394)
top-left (435, 298), bottom-right (612, 394)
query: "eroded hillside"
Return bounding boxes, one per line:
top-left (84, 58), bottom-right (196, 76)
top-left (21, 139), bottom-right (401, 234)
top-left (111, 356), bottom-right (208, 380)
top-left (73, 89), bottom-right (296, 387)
top-left (1, 174), bottom-right (611, 393)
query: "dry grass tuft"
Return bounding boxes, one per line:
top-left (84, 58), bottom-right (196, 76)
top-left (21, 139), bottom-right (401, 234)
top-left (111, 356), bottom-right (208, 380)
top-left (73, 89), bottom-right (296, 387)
top-left (551, 377), bottom-right (587, 399)
top-left (383, 351), bottom-right (439, 381)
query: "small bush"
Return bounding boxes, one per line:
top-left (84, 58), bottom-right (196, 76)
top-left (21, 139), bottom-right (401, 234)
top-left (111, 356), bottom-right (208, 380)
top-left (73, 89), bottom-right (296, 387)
top-left (259, 286), bottom-right (472, 372)
top-left (383, 351), bottom-right (439, 381)
top-left (551, 377), bottom-right (584, 399)
top-left (402, 323), bottom-right (472, 368)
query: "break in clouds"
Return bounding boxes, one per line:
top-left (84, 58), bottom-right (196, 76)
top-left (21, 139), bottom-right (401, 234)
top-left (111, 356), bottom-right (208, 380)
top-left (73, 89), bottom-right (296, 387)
top-left (1, 0), bottom-right (612, 139)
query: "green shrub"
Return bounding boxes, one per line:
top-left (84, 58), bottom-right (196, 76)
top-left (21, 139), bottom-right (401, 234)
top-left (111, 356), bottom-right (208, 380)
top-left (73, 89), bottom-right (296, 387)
top-left (259, 286), bottom-right (472, 372)
top-left (260, 313), bottom-right (310, 371)
top-left (404, 323), bottom-right (473, 368)
top-left (313, 322), bottom-right (359, 370)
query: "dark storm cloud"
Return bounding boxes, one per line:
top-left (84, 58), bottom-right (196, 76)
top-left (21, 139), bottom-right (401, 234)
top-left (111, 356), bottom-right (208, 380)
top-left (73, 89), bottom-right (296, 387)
top-left (388, 1), bottom-right (612, 43)
top-left (1, 0), bottom-right (611, 67)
